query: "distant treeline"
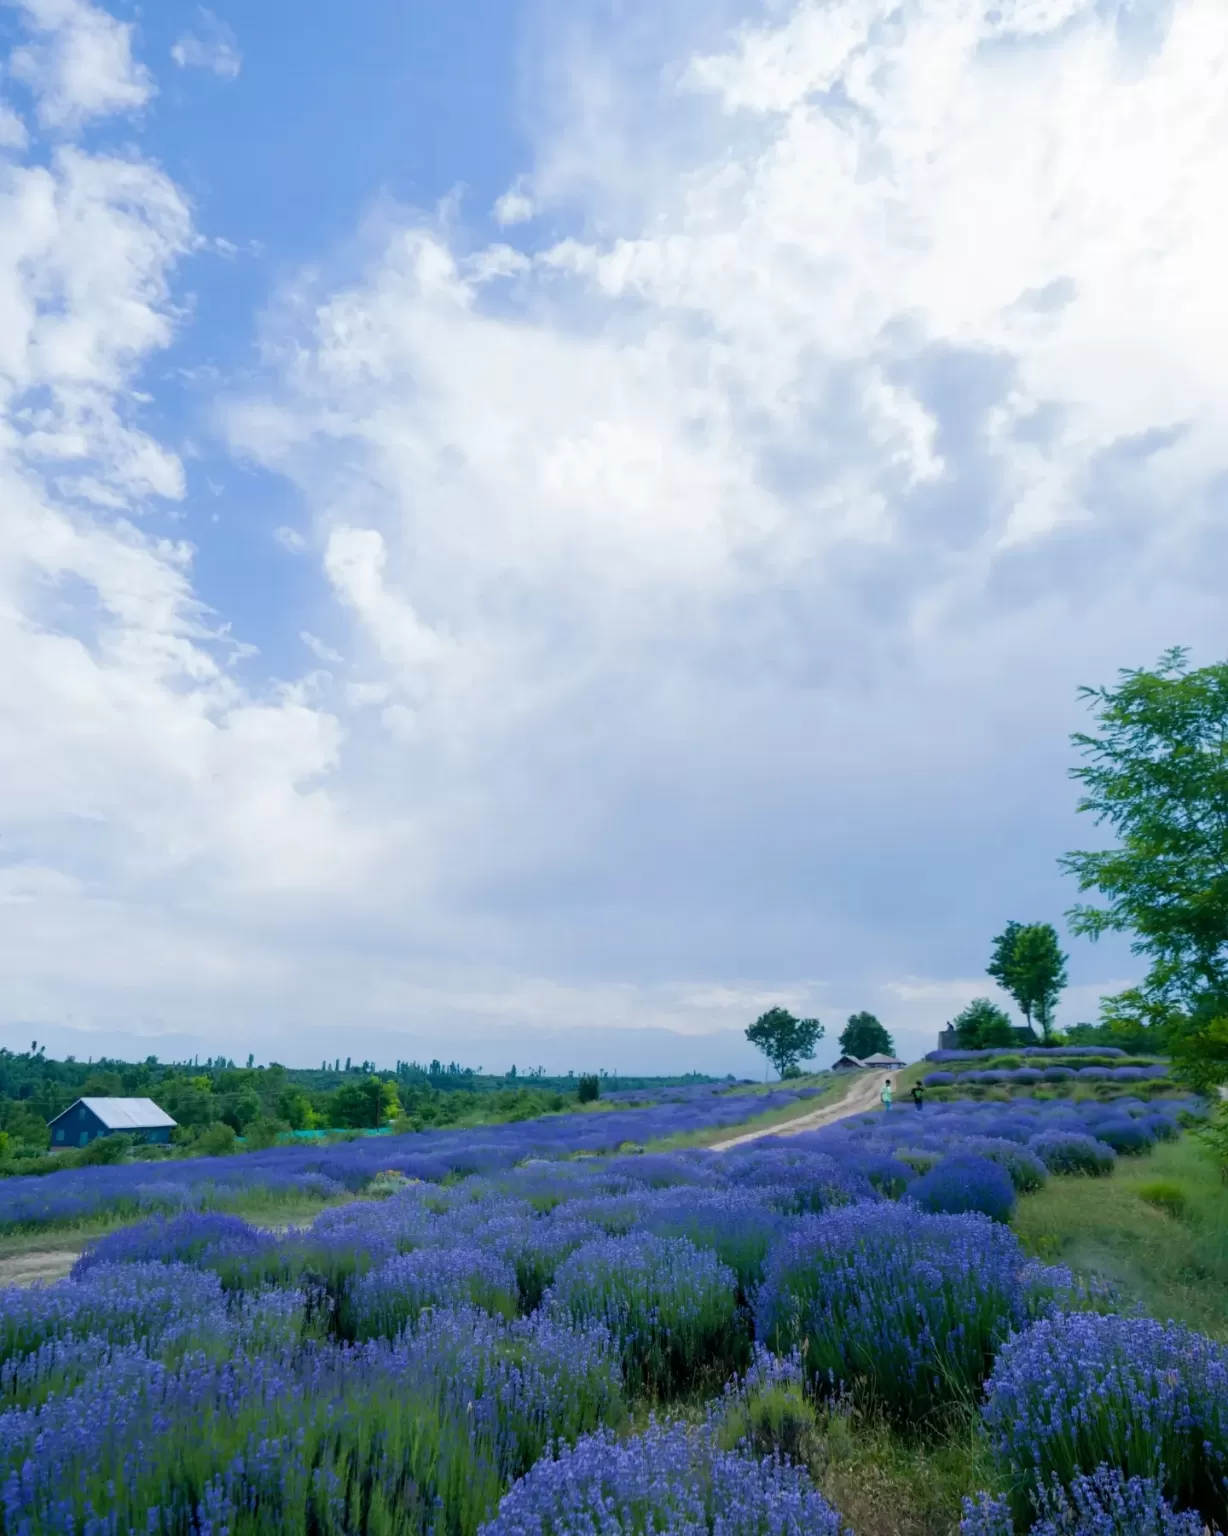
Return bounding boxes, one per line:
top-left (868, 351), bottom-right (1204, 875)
top-left (0, 1045), bottom-right (721, 1160)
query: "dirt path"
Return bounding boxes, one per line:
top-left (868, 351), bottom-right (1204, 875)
top-left (0, 1249), bottom-right (79, 1287)
top-left (709, 1072), bottom-right (884, 1151)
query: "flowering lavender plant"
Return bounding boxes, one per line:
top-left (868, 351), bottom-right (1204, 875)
top-left (982, 1312), bottom-right (1228, 1528)
top-left (346, 1245), bottom-right (519, 1338)
top-left (907, 1155), bottom-right (1017, 1222)
top-left (479, 1420), bottom-right (848, 1536)
top-left (546, 1232), bottom-right (743, 1398)
top-left (1026, 1133), bottom-right (1116, 1177)
top-left (961, 1468), bottom-right (1205, 1535)
top-left (755, 1203), bottom-right (1030, 1423)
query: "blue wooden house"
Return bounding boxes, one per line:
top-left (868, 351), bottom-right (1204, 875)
top-left (48, 1097), bottom-right (177, 1148)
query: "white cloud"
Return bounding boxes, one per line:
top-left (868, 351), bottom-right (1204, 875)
top-left (492, 179), bottom-right (534, 226)
top-left (301, 631), bottom-right (343, 665)
top-left (7, 0), bottom-right (1228, 1068)
top-left (170, 10), bottom-right (242, 81)
top-left (9, 0), bottom-right (152, 129)
top-left (274, 524), bottom-right (306, 552)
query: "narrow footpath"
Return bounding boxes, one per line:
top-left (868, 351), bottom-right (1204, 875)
top-left (709, 1070), bottom-right (884, 1151)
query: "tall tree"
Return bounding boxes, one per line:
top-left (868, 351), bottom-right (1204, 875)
top-left (839, 1012), bottom-right (895, 1059)
top-left (987, 921), bottom-right (1068, 1041)
top-left (745, 1007), bottom-right (824, 1079)
top-left (1061, 648), bottom-right (1228, 1013)
top-left (950, 998), bottom-right (1015, 1050)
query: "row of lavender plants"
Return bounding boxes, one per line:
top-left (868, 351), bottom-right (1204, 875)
top-left (925, 1046), bottom-right (1131, 1063)
top-left (925, 1062), bottom-right (1171, 1087)
top-left (0, 1083), bottom-right (829, 1232)
top-left (1, 1088), bottom-right (1222, 1534)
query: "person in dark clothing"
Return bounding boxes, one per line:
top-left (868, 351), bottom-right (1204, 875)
top-left (910, 1081), bottom-right (924, 1111)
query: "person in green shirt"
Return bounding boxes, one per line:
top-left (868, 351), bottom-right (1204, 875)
top-left (880, 1077), bottom-right (893, 1111)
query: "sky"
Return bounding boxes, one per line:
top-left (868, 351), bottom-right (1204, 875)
top-left (1, 0), bottom-right (1226, 1076)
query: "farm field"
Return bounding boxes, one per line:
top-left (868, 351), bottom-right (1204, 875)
top-left (1, 1077), bottom-right (1224, 1535)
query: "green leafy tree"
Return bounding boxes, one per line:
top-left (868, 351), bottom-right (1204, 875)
top-left (333, 1076), bottom-right (400, 1129)
top-left (745, 1007), bottom-right (824, 1079)
top-left (987, 921), bottom-right (1068, 1041)
top-left (1061, 650), bottom-right (1228, 1087)
top-left (576, 1074), bottom-right (600, 1104)
top-left (838, 1012), bottom-right (895, 1059)
top-left (951, 998), bottom-right (1016, 1050)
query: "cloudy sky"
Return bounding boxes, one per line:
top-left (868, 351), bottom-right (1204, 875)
top-left (1, 0), bottom-right (1225, 1075)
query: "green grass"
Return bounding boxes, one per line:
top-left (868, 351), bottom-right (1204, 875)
top-left (1013, 1135), bottom-right (1228, 1340)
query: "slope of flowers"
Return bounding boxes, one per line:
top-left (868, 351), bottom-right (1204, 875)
top-left (0, 1084), bottom-right (830, 1232)
top-left (0, 1091), bottom-right (1218, 1535)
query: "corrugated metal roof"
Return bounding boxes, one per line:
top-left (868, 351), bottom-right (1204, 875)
top-left (52, 1097), bottom-right (177, 1130)
top-left (862, 1053), bottom-right (906, 1067)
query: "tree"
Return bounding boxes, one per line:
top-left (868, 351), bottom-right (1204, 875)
top-left (950, 998), bottom-right (1016, 1050)
top-left (838, 1012), bottom-right (895, 1059)
top-left (333, 1076), bottom-right (400, 1129)
top-left (1061, 649), bottom-right (1228, 1024)
top-left (987, 921), bottom-right (1068, 1041)
top-left (576, 1074), bottom-right (600, 1104)
top-left (745, 1007), bottom-right (824, 1079)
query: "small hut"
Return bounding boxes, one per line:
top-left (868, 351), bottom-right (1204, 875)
top-left (48, 1097), bottom-right (177, 1149)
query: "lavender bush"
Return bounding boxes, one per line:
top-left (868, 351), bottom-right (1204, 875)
top-left (982, 1312), bottom-right (1228, 1528)
top-left (546, 1233), bottom-right (742, 1397)
top-left (1027, 1133), bottom-right (1116, 1177)
top-left (755, 1204), bottom-right (1031, 1423)
top-left (480, 1420), bottom-right (848, 1536)
top-left (961, 1468), bottom-right (1205, 1535)
top-left (907, 1156), bottom-right (1018, 1222)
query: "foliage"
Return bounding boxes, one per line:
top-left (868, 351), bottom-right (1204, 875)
top-left (1062, 649), bottom-right (1228, 1084)
top-left (745, 1007), bottom-right (824, 1079)
top-left (546, 1232), bottom-right (743, 1398)
top-left (907, 1155), bottom-right (1018, 1222)
top-left (483, 1420), bottom-right (847, 1536)
top-left (755, 1203), bottom-right (1038, 1425)
top-left (1027, 1132), bottom-right (1116, 1177)
top-left (952, 999), bottom-right (1017, 1051)
top-left (988, 922), bottom-right (1069, 1041)
top-left (982, 1312), bottom-right (1228, 1529)
top-left (576, 1074), bottom-right (600, 1104)
top-left (198, 1121), bottom-right (237, 1156)
top-left (961, 1468), bottom-right (1204, 1536)
top-left (1136, 1179), bottom-right (1187, 1219)
top-left (839, 1012), bottom-right (895, 1060)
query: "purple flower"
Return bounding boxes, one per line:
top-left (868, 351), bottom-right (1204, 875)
top-left (480, 1420), bottom-right (848, 1536)
top-left (907, 1155), bottom-right (1017, 1222)
top-left (982, 1312), bottom-right (1228, 1529)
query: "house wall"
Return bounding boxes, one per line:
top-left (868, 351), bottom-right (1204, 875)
top-left (49, 1105), bottom-right (173, 1148)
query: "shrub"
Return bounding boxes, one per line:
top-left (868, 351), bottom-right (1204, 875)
top-left (755, 1203), bottom-right (1031, 1424)
top-left (924, 1071), bottom-right (955, 1087)
top-left (1012, 1068), bottom-right (1043, 1086)
top-left (482, 1421), bottom-right (847, 1536)
top-left (1092, 1118), bottom-right (1155, 1155)
top-left (712, 1348), bottom-right (818, 1464)
top-left (955, 1138), bottom-right (1048, 1194)
top-left (639, 1190), bottom-right (783, 1290)
top-left (76, 1134), bottom-right (132, 1167)
top-left (73, 1212), bottom-right (273, 1278)
top-left (1136, 1179), bottom-right (1187, 1219)
top-left (961, 1468), bottom-right (1204, 1535)
top-left (1027, 1132), bottom-right (1116, 1177)
top-left (546, 1233), bottom-right (742, 1398)
top-left (576, 1075), bottom-right (600, 1104)
top-left (345, 1246), bottom-right (519, 1339)
top-left (1043, 1066), bottom-right (1075, 1082)
top-left (196, 1122), bottom-right (237, 1156)
top-left (982, 1312), bottom-right (1228, 1529)
top-left (907, 1156), bottom-right (1017, 1222)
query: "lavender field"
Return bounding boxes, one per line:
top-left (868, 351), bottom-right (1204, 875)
top-left (1, 1086), bottom-right (1224, 1535)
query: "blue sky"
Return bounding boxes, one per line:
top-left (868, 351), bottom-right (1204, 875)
top-left (1, 0), bottom-right (1225, 1075)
